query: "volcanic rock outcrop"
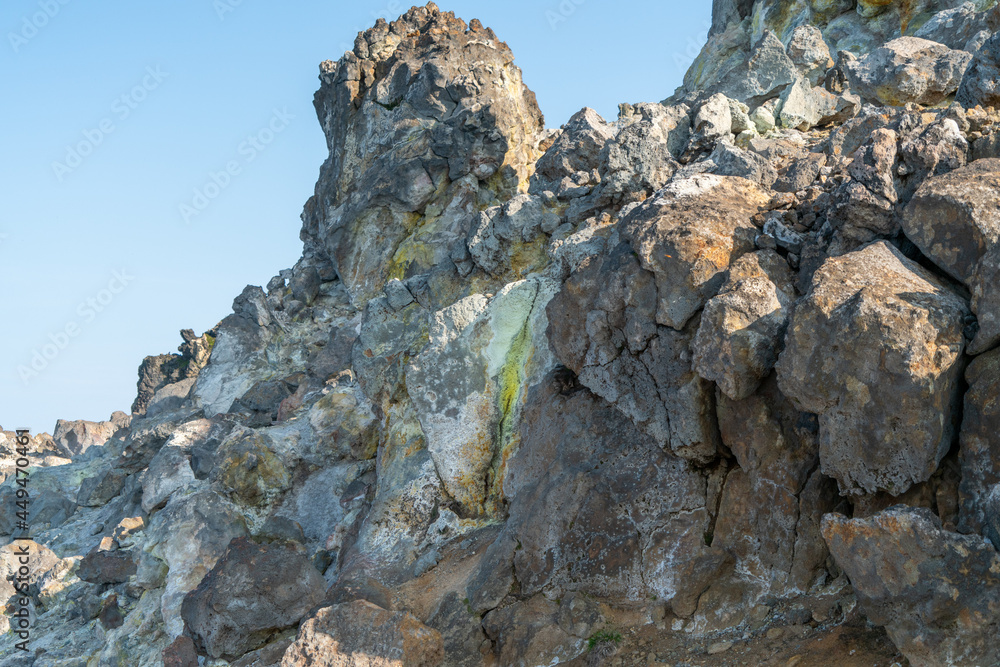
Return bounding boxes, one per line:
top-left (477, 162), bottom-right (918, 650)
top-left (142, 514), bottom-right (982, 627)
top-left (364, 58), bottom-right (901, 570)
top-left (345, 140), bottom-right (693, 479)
top-left (5, 1), bottom-right (1000, 665)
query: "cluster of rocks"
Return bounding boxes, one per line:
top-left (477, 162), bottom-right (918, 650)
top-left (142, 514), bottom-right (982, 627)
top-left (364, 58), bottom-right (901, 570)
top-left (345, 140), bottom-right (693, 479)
top-left (5, 1), bottom-right (1000, 665)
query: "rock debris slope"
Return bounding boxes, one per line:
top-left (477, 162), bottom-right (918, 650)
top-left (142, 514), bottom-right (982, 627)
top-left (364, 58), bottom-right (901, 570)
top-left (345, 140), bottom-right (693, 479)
top-left (6, 1), bottom-right (1000, 665)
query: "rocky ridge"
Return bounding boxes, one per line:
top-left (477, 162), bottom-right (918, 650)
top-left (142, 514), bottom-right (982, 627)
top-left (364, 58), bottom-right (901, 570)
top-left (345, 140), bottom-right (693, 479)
top-left (6, 1), bottom-right (1000, 665)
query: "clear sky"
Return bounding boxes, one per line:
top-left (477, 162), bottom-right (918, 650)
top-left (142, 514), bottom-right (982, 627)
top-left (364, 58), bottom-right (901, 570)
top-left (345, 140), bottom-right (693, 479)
top-left (1, 0), bottom-right (712, 435)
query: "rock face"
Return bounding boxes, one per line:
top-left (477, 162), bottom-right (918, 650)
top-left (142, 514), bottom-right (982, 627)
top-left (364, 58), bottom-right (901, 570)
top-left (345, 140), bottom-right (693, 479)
top-left (14, 2), bottom-right (1000, 666)
top-left (823, 508), bottom-right (1000, 667)
top-left (777, 241), bottom-right (968, 497)
top-left (282, 601), bottom-right (444, 667)
top-left (182, 538), bottom-right (326, 659)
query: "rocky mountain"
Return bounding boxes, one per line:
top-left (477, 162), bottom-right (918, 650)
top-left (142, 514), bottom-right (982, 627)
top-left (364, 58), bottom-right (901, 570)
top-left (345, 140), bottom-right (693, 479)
top-left (6, 1), bottom-right (1000, 665)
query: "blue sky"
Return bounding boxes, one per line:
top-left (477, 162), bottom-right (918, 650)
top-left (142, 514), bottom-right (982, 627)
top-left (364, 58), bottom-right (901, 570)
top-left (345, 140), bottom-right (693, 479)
top-left (1, 0), bottom-right (711, 435)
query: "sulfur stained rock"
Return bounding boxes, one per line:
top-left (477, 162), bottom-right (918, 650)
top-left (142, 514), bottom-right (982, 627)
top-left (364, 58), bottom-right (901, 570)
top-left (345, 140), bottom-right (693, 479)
top-left (902, 158), bottom-right (1000, 284)
top-left (182, 538), bottom-right (325, 659)
top-left (777, 241), bottom-right (969, 497)
top-left (281, 600), bottom-right (444, 667)
top-left (843, 37), bottom-right (972, 107)
top-left (211, 428), bottom-right (291, 508)
top-left (822, 507), bottom-right (1000, 667)
top-left (405, 277), bottom-right (557, 516)
top-left (693, 250), bottom-right (796, 400)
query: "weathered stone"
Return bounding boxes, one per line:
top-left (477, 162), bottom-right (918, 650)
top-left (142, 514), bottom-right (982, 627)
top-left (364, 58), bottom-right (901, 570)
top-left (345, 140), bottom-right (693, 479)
top-left (787, 25), bottom-right (833, 86)
top-left (902, 158), bottom-right (1000, 284)
top-left (547, 242), bottom-right (721, 461)
top-left (621, 174), bottom-right (769, 330)
top-left (714, 376), bottom-right (831, 597)
top-left (163, 635), bottom-right (199, 667)
top-left (693, 250), bottom-right (796, 400)
top-left (532, 107), bottom-right (615, 190)
top-left (502, 373), bottom-right (714, 609)
top-left (709, 142), bottom-right (778, 187)
top-left (827, 128), bottom-right (899, 252)
top-left (51, 411), bottom-right (130, 457)
top-left (594, 103), bottom-right (688, 208)
top-left (182, 538), bottom-right (325, 659)
top-left (281, 600), bottom-right (444, 667)
top-left (957, 32), bottom-right (1000, 110)
top-left (823, 507), bottom-right (1000, 667)
top-left (957, 348), bottom-right (1000, 538)
top-left (300, 6), bottom-right (544, 305)
top-left (482, 596), bottom-right (597, 667)
top-left (914, 3), bottom-right (993, 51)
top-left (969, 245), bottom-right (1000, 354)
top-left (777, 241), bottom-right (969, 496)
top-left (774, 152), bottom-right (826, 192)
top-left (843, 37), bottom-right (971, 107)
top-left (76, 465), bottom-right (128, 506)
top-left (145, 489), bottom-right (248, 638)
top-left (467, 194), bottom-right (559, 277)
top-left (211, 428), bottom-right (291, 507)
top-left (141, 418), bottom-right (211, 512)
top-left (710, 31), bottom-right (799, 106)
top-left (78, 549), bottom-right (136, 585)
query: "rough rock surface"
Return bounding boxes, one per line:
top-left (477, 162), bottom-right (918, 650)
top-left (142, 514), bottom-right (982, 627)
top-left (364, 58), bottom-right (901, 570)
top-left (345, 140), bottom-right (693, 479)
top-left (823, 508), bottom-right (1000, 667)
top-left (777, 241), bottom-right (969, 496)
top-left (902, 158), bottom-right (1000, 284)
top-left (11, 2), bottom-right (1000, 666)
top-left (282, 600), bottom-right (444, 667)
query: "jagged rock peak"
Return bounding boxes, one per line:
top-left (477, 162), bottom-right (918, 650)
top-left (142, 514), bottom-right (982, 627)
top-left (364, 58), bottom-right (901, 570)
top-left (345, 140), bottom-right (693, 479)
top-left (300, 2), bottom-right (545, 304)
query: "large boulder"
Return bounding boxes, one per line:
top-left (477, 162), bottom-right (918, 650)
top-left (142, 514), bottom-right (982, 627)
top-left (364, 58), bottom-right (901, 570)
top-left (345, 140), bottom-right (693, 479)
top-left (901, 158), bottom-right (1000, 284)
top-left (281, 600), bottom-right (444, 667)
top-left (776, 241), bottom-right (969, 496)
top-left (823, 507), bottom-right (1000, 667)
top-left (620, 173), bottom-right (769, 330)
top-left (692, 250), bottom-right (796, 401)
top-left (182, 538), bottom-right (326, 659)
top-left (957, 32), bottom-right (1000, 110)
top-left (843, 37), bottom-right (972, 107)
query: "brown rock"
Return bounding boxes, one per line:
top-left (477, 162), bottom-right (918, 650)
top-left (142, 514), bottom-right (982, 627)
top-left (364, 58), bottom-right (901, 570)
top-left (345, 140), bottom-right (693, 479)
top-left (776, 241), bottom-right (969, 496)
top-left (822, 507), bottom-right (1000, 666)
top-left (77, 549), bottom-right (136, 585)
top-left (621, 173), bottom-right (769, 330)
top-left (901, 158), bottom-right (1000, 284)
top-left (958, 347), bottom-right (1000, 537)
top-left (281, 600), bottom-right (444, 667)
top-left (693, 250), bottom-right (797, 400)
top-left (163, 635), bottom-right (199, 667)
top-left (182, 538), bottom-right (325, 659)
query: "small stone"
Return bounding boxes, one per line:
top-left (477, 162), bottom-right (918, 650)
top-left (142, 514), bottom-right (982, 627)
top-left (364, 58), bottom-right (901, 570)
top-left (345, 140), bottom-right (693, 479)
top-left (707, 640), bottom-right (734, 654)
top-left (383, 278), bottom-right (415, 311)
